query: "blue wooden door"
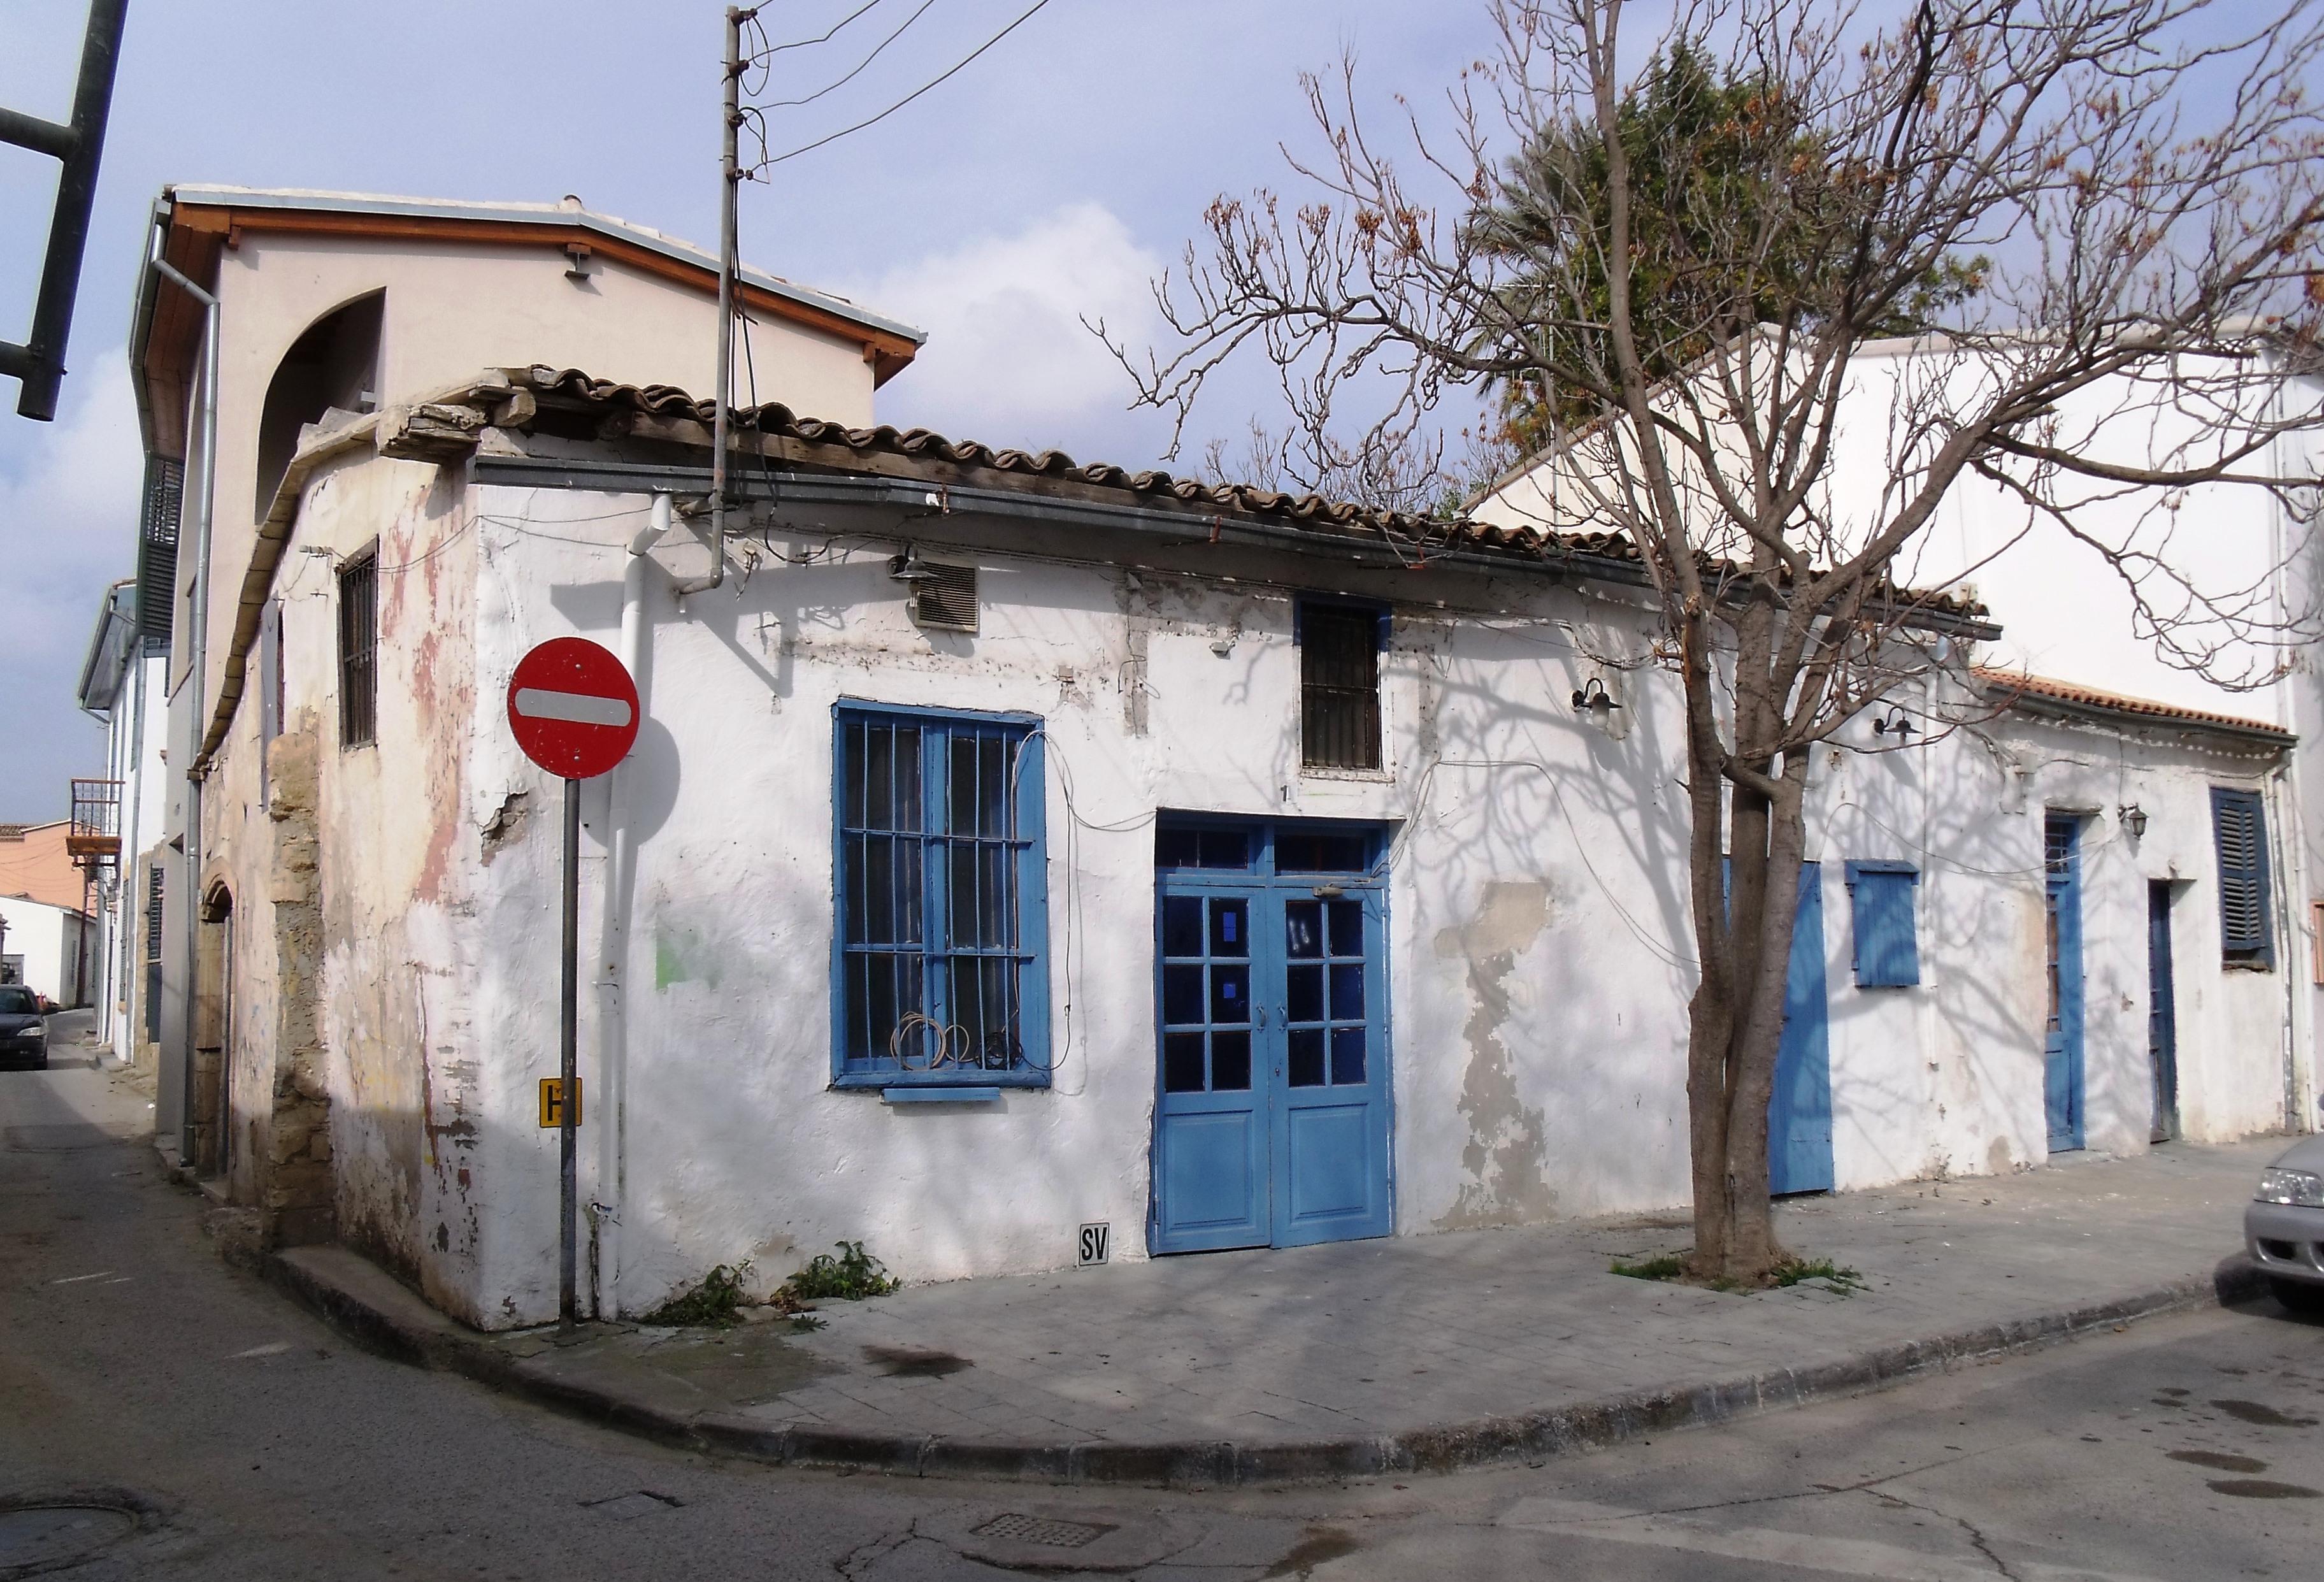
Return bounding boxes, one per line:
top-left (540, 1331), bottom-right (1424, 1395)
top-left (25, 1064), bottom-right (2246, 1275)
top-left (1768, 861), bottom-right (1835, 1196)
top-left (1151, 824), bottom-right (1392, 1254)
top-left (2146, 880), bottom-right (2178, 1143)
top-left (1152, 884), bottom-right (1270, 1252)
top-left (1272, 890), bottom-right (1393, 1246)
top-left (2044, 815), bottom-right (2086, 1151)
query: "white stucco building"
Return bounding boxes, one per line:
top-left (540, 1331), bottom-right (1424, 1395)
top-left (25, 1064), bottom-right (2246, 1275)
top-left (116, 187), bottom-right (2313, 1329)
top-left (76, 577), bottom-right (172, 1063)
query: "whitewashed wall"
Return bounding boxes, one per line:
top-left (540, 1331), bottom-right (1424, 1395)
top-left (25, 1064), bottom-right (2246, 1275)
top-left (188, 454), bottom-right (2307, 1329)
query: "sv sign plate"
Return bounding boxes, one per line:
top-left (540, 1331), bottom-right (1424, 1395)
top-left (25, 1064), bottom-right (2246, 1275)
top-left (1077, 1222), bottom-right (1110, 1267)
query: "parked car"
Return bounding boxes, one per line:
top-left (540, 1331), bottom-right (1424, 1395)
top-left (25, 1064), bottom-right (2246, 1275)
top-left (2246, 1135), bottom-right (2324, 1314)
top-left (0, 985), bottom-right (47, 1070)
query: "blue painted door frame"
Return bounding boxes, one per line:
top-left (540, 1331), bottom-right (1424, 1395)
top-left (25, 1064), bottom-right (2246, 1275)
top-left (1151, 823), bottom-right (1393, 1255)
top-left (1768, 861), bottom-right (1835, 1197)
top-left (2044, 814), bottom-right (2086, 1152)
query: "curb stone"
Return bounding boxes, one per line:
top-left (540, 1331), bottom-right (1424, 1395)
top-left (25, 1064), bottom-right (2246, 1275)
top-left (264, 1244), bottom-right (2268, 1488)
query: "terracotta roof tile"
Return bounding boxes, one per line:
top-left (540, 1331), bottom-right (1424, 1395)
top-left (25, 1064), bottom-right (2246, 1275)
top-left (517, 366), bottom-right (1986, 621)
top-left (1975, 667), bottom-right (2293, 742)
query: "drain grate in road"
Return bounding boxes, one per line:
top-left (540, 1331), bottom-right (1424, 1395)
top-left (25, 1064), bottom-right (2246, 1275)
top-left (972, 1513), bottom-right (1113, 1549)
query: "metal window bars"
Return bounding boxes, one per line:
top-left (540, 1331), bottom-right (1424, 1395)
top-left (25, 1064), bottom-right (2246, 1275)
top-left (840, 715), bottom-right (1033, 1075)
top-left (337, 554), bottom-right (378, 748)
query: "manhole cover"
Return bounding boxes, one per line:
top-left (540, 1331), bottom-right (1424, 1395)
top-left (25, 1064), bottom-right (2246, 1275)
top-left (0, 1504), bottom-right (136, 1569)
top-left (972, 1513), bottom-right (1112, 1550)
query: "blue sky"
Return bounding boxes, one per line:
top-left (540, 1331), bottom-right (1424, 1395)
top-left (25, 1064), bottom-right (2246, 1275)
top-left (0, 0), bottom-right (1489, 817)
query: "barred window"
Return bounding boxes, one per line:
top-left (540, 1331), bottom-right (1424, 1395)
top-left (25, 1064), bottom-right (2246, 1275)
top-left (337, 551), bottom-right (377, 749)
top-left (1299, 601), bottom-right (1383, 770)
top-left (834, 706), bottom-right (1048, 1086)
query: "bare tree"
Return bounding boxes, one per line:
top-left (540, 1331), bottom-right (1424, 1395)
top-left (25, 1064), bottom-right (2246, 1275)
top-left (1103, 0), bottom-right (2324, 1281)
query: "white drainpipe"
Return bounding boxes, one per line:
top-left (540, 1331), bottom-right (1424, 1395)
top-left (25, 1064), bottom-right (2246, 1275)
top-left (596, 492), bottom-right (672, 1315)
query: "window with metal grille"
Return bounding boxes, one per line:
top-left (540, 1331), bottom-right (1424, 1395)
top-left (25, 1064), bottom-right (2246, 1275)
top-left (833, 705), bottom-right (1048, 1086)
top-left (2211, 787), bottom-right (2273, 969)
top-left (1845, 861), bottom-right (1920, 987)
top-left (1298, 601), bottom-right (1383, 770)
top-left (336, 551), bottom-right (377, 749)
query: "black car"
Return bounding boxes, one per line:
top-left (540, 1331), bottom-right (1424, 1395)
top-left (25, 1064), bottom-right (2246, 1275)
top-left (0, 985), bottom-right (47, 1070)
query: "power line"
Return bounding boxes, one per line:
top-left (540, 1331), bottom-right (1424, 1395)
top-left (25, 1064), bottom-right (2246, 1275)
top-left (750, 0), bottom-right (884, 59)
top-left (748, 0), bottom-right (1058, 171)
top-left (759, 0), bottom-right (942, 110)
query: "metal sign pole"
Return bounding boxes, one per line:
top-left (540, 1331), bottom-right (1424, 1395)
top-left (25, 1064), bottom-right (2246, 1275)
top-left (559, 773), bottom-right (580, 1330)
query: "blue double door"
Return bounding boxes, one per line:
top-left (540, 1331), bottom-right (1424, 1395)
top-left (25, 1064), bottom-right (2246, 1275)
top-left (1151, 827), bottom-right (1393, 1253)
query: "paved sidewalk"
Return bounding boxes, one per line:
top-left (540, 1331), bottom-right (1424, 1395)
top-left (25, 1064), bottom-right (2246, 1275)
top-left (271, 1138), bottom-right (2283, 1486)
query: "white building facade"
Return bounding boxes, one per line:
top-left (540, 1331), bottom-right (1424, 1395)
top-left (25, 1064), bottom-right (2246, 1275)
top-left (161, 366), bottom-right (2306, 1328)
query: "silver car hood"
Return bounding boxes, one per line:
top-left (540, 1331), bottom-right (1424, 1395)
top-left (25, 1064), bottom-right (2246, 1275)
top-left (2269, 1133), bottom-right (2324, 1172)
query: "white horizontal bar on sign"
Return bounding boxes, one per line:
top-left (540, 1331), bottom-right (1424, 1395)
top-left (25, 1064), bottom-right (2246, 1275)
top-left (513, 688), bottom-right (633, 728)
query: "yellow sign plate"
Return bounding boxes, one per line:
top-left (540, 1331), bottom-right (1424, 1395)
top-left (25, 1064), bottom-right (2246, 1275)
top-left (538, 1077), bottom-right (582, 1128)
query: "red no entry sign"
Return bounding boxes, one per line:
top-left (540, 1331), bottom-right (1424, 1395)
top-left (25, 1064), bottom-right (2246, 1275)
top-left (507, 637), bottom-right (640, 780)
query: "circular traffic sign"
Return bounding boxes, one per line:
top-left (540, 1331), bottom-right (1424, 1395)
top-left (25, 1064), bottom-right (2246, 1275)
top-left (506, 637), bottom-right (640, 780)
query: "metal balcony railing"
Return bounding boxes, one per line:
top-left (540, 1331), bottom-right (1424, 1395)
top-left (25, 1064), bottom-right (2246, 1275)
top-left (68, 777), bottom-right (121, 864)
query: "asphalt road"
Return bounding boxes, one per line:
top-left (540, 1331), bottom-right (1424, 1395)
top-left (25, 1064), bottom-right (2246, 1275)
top-left (3, 1043), bottom-right (2320, 1581)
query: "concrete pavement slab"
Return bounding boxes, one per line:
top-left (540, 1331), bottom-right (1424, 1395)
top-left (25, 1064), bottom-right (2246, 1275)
top-left (263, 1137), bottom-right (2283, 1486)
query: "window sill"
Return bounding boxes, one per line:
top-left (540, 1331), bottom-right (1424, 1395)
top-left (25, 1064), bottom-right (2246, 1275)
top-left (1299, 765), bottom-right (1394, 784)
top-left (880, 1085), bottom-right (1002, 1105)
top-left (832, 1071), bottom-right (1051, 1093)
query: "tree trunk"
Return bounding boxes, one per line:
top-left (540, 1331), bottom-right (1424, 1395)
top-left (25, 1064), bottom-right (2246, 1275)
top-left (1683, 673), bottom-right (1811, 1285)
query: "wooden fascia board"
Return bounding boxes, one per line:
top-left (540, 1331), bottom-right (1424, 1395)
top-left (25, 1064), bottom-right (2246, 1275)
top-left (168, 202), bottom-right (919, 375)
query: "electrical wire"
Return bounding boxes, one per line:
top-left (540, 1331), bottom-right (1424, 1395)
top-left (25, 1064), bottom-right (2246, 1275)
top-left (748, 0), bottom-right (1058, 171)
top-left (757, 0), bottom-right (942, 109)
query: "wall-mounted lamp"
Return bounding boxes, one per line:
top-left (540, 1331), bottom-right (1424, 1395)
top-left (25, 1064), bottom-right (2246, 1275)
top-left (1572, 677), bottom-right (1623, 716)
top-left (1872, 706), bottom-right (1918, 742)
top-left (887, 547), bottom-right (937, 586)
top-left (2118, 803), bottom-right (2148, 840)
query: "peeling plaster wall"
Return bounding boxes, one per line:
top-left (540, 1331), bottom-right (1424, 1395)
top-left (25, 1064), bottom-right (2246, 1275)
top-left (192, 457), bottom-right (2304, 1327)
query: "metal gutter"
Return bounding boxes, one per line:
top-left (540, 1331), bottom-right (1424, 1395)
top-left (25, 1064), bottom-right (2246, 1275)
top-left (468, 451), bottom-right (2007, 642)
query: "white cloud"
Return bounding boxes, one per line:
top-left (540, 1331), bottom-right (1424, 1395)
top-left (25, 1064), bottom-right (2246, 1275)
top-left (0, 347), bottom-right (141, 814)
top-left (850, 202), bottom-right (1168, 456)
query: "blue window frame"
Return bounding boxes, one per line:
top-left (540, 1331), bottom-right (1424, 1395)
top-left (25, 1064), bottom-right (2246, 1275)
top-left (2210, 786), bottom-right (2274, 970)
top-left (831, 701), bottom-right (1049, 1087)
top-left (1844, 861), bottom-right (1921, 988)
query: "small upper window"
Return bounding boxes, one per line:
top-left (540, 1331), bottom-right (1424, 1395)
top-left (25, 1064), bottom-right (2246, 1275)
top-left (1845, 861), bottom-right (1921, 987)
top-left (337, 551), bottom-right (378, 750)
top-left (2211, 787), bottom-right (2273, 969)
top-left (1299, 601), bottom-right (1383, 770)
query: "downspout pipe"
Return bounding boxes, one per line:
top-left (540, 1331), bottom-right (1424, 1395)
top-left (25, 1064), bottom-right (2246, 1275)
top-left (596, 492), bottom-right (672, 1315)
top-left (150, 250), bottom-right (218, 1170)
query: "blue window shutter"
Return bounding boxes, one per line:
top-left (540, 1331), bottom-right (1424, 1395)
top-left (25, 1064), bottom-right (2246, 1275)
top-left (1845, 861), bottom-right (1920, 988)
top-left (2210, 787), bottom-right (2274, 968)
